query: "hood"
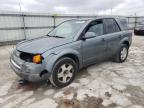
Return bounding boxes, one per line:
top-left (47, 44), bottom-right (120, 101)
top-left (16, 36), bottom-right (73, 54)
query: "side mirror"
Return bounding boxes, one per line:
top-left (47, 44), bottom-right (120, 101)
top-left (83, 32), bottom-right (96, 40)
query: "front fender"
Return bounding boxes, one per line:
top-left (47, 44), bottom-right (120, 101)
top-left (43, 49), bottom-right (82, 73)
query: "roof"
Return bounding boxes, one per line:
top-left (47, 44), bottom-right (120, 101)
top-left (69, 16), bottom-right (127, 22)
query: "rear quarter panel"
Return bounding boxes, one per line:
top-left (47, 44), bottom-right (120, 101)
top-left (120, 30), bottom-right (132, 46)
top-left (116, 17), bottom-right (132, 46)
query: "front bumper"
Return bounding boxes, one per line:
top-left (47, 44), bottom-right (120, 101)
top-left (10, 53), bottom-right (50, 82)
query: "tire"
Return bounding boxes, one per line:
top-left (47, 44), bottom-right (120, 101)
top-left (113, 44), bottom-right (129, 63)
top-left (49, 57), bottom-right (78, 88)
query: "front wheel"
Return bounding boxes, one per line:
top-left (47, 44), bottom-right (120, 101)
top-left (114, 44), bottom-right (129, 63)
top-left (49, 57), bottom-right (78, 88)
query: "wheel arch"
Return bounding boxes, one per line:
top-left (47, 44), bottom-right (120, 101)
top-left (120, 37), bottom-right (130, 48)
top-left (45, 50), bottom-right (82, 73)
top-left (122, 41), bottom-right (130, 48)
top-left (58, 54), bottom-right (80, 68)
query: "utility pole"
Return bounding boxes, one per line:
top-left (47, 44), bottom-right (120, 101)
top-left (18, 0), bottom-right (22, 12)
top-left (19, 0), bottom-right (26, 40)
top-left (111, 8), bottom-right (112, 15)
top-left (134, 13), bottom-right (137, 28)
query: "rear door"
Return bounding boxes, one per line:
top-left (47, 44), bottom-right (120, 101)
top-left (103, 18), bottom-right (122, 57)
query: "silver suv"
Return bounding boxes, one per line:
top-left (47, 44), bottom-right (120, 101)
top-left (10, 17), bottom-right (132, 88)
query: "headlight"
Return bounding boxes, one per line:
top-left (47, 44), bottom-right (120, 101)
top-left (33, 54), bottom-right (43, 64)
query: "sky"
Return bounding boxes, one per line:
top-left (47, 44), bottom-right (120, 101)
top-left (0, 0), bottom-right (144, 16)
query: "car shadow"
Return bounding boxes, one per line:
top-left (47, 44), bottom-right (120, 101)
top-left (12, 60), bottom-right (110, 92)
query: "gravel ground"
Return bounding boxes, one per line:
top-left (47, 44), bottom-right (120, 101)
top-left (0, 35), bottom-right (144, 108)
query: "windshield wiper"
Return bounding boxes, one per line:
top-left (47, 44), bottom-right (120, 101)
top-left (52, 35), bottom-right (65, 38)
top-left (46, 34), bottom-right (64, 38)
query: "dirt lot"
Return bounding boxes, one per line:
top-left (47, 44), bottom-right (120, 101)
top-left (0, 35), bottom-right (144, 108)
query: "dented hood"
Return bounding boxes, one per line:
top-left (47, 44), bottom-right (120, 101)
top-left (16, 36), bottom-right (72, 54)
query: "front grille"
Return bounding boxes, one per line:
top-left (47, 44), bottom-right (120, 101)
top-left (20, 52), bottom-right (34, 62)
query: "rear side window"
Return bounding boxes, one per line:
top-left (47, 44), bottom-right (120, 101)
top-left (104, 19), bottom-right (120, 34)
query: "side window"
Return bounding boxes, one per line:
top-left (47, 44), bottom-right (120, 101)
top-left (104, 19), bottom-right (120, 34)
top-left (86, 20), bottom-right (103, 36)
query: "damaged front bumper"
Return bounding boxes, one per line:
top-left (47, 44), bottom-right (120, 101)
top-left (10, 52), bottom-right (50, 82)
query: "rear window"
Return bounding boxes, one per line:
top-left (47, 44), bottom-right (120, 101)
top-left (116, 18), bottom-right (128, 30)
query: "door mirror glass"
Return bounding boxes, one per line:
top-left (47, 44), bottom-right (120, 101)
top-left (84, 32), bottom-right (96, 39)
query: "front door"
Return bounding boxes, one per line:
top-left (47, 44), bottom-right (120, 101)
top-left (82, 19), bottom-right (108, 66)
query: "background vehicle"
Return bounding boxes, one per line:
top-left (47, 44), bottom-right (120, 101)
top-left (134, 25), bottom-right (144, 35)
top-left (10, 17), bottom-right (132, 88)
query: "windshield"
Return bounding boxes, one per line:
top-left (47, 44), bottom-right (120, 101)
top-left (48, 20), bottom-right (86, 38)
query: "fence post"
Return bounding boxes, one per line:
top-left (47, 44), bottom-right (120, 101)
top-left (127, 17), bottom-right (129, 24)
top-left (134, 16), bottom-right (137, 29)
top-left (22, 14), bottom-right (26, 40)
top-left (52, 16), bottom-right (56, 28)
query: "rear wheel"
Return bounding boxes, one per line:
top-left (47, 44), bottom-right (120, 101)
top-left (49, 57), bottom-right (78, 88)
top-left (113, 44), bottom-right (129, 63)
